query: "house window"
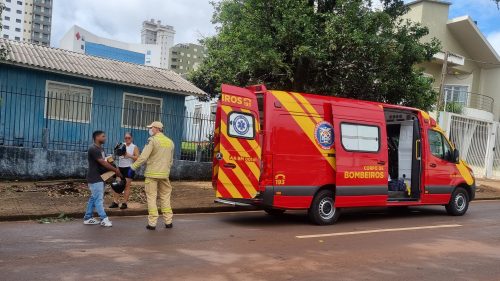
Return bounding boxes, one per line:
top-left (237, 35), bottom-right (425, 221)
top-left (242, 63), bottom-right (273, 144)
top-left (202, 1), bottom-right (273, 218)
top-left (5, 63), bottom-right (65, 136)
top-left (193, 105), bottom-right (202, 125)
top-left (122, 93), bottom-right (162, 129)
top-left (46, 81), bottom-right (93, 123)
top-left (341, 123), bottom-right (380, 152)
top-left (444, 85), bottom-right (469, 106)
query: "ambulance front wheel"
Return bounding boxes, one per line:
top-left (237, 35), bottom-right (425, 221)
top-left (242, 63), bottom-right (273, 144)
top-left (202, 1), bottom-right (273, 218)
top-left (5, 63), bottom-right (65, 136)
top-left (308, 190), bottom-right (340, 225)
top-left (445, 187), bottom-right (469, 216)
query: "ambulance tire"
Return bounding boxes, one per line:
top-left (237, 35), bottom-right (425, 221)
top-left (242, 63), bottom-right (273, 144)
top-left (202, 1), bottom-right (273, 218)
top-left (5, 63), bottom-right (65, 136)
top-left (445, 187), bottom-right (469, 216)
top-left (264, 208), bottom-right (286, 216)
top-left (308, 190), bottom-right (340, 225)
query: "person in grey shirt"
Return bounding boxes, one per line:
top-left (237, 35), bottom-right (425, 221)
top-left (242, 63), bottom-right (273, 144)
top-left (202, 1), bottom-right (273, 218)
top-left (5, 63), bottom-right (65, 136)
top-left (83, 130), bottom-right (122, 227)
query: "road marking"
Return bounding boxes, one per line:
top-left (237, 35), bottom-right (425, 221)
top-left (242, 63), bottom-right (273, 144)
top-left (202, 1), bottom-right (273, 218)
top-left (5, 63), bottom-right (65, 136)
top-left (296, 224), bottom-right (462, 239)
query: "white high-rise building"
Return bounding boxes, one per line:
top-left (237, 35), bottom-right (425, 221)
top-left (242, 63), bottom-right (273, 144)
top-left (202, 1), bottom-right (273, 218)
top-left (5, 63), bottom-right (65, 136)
top-left (1, 0), bottom-right (53, 46)
top-left (141, 19), bottom-right (175, 69)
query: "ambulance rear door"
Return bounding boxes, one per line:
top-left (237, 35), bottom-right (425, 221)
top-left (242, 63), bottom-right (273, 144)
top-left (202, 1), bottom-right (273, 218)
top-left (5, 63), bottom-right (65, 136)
top-left (213, 84), bottom-right (262, 200)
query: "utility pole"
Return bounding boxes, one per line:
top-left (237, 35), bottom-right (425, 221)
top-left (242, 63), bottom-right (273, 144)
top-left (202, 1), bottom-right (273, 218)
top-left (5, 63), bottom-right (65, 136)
top-left (437, 51), bottom-right (449, 114)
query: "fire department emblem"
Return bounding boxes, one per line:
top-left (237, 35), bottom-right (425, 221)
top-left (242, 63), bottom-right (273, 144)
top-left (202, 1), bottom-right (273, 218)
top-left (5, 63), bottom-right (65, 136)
top-left (315, 121), bottom-right (334, 150)
top-left (233, 115), bottom-right (250, 135)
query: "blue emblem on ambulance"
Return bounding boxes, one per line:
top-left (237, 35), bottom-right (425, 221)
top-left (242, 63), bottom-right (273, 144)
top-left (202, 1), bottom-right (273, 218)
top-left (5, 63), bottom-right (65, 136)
top-left (233, 115), bottom-right (250, 135)
top-left (315, 121), bottom-right (334, 150)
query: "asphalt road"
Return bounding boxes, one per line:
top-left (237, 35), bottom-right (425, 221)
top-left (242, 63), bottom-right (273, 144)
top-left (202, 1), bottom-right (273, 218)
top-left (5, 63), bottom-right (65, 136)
top-left (1, 201), bottom-right (500, 281)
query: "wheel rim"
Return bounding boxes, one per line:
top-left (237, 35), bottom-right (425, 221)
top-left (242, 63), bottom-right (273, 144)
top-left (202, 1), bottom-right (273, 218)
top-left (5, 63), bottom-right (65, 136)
top-left (318, 197), bottom-right (335, 220)
top-left (455, 193), bottom-right (467, 212)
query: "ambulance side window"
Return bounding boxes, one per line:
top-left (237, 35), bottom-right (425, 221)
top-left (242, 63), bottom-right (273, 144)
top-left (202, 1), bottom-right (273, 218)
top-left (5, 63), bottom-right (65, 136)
top-left (428, 130), bottom-right (452, 161)
top-left (340, 123), bottom-right (380, 152)
top-left (228, 112), bottom-right (255, 139)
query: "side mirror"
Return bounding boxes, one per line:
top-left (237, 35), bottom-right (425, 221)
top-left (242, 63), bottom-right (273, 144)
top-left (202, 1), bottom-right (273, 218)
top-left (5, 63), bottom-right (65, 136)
top-left (452, 149), bottom-right (460, 163)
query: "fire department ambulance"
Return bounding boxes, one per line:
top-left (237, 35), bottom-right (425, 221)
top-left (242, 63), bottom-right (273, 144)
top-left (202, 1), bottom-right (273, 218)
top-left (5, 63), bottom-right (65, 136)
top-left (212, 84), bottom-right (475, 225)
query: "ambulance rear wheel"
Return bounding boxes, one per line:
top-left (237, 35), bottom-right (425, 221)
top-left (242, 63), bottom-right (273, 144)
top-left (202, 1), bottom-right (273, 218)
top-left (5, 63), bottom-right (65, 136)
top-left (308, 190), bottom-right (339, 225)
top-left (264, 208), bottom-right (286, 216)
top-left (445, 187), bottom-right (469, 216)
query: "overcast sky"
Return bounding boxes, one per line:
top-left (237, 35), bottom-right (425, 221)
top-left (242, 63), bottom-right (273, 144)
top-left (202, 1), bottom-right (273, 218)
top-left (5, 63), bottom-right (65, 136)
top-left (52, 0), bottom-right (500, 54)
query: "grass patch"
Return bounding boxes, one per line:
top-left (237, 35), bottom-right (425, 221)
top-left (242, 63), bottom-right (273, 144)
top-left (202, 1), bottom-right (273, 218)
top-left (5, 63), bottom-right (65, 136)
top-left (36, 213), bottom-right (74, 224)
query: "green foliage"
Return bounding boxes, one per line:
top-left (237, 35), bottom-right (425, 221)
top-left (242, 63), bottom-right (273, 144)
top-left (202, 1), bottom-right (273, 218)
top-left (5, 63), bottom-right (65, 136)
top-left (190, 0), bottom-right (441, 110)
top-left (441, 102), bottom-right (463, 114)
top-left (0, 3), bottom-right (7, 60)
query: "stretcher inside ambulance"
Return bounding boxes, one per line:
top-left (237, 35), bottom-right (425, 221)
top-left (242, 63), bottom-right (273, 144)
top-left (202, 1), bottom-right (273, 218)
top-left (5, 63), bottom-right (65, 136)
top-left (212, 84), bottom-right (475, 225)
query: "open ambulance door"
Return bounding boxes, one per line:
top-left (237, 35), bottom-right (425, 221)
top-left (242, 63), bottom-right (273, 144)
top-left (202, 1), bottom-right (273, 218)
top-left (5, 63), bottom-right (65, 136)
top-left (212, 84), bottom-right (262, 200)
top-left (333, 106), bottom-right (389, 207)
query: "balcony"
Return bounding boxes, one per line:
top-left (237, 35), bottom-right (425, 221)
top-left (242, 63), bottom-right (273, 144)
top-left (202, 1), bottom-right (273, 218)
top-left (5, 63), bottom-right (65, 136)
top-left (441, 92), bottom-right (495, 121)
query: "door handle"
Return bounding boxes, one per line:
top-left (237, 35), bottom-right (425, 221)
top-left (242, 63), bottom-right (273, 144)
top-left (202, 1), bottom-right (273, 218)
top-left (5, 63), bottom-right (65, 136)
top-left (430, 163), bottom-right (437, 168)
top-left (223, 163), bottom-right (236, 169)
top-left (377, 160), bottom-right (386, 165)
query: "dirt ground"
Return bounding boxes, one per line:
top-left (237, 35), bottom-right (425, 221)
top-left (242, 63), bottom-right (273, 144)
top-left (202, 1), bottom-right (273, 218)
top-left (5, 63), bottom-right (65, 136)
top-left (0, 180), bottom-right (220, 220)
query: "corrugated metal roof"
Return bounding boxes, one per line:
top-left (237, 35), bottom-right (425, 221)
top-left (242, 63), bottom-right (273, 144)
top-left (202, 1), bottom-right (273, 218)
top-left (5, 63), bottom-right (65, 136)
top-left (0, 39), bottom-right (206, 97)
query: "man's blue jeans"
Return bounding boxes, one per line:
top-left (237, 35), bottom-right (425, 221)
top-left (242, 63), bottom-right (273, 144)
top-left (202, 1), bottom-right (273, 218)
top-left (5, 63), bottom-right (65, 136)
top-left (84, 182), bottom-right (108, 220)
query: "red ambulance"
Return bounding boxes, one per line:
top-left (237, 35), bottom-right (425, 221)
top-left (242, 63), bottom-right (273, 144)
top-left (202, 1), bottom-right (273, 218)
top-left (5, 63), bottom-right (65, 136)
top-left (212, 84), bottom-right (475, 225)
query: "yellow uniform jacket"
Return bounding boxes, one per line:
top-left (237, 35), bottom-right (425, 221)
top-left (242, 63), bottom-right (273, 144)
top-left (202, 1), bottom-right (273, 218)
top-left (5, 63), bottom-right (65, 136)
top-left (131, 133), bottom-right (174, 179)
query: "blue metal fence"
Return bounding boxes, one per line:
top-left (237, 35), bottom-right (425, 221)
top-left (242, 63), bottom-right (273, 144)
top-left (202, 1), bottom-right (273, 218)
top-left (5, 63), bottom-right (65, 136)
top-left (0, 88), bottom-right (214, 161)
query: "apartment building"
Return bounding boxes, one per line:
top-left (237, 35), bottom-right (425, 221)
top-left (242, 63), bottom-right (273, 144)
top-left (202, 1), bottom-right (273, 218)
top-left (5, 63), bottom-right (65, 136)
top-left (141, 19), bottom-right (175, 69)
top-left (0, 0), bottom-right (53, 46)
top-left (169, 43), bottom-right (206, 76)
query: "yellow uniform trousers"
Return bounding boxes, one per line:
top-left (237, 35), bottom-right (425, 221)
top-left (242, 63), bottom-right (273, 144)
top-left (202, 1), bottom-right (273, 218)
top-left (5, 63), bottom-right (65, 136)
top-left (145, 177), bottom-right (173, 226)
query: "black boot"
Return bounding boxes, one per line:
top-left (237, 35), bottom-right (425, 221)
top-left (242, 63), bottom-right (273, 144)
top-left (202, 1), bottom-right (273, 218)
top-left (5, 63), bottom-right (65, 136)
top-left (109, 202), bottom-right (119, 208)
top-left (165, 223), bottom-right (173, 229)
top-left (146, 225), bottom-right (156, 230)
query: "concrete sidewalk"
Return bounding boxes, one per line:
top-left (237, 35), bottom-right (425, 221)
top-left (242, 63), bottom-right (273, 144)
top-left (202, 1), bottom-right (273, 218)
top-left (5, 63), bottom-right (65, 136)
top-left (0, 179), bottom-right (499, 221)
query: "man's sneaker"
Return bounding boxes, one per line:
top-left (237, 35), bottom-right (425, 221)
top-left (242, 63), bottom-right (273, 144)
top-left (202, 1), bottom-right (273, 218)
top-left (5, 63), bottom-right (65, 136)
top-left (146, 225), bottom-right (156, 230)
top-left (120, 203), bottom-right (128, 210)
top-left (109, 202), bottom-right (119, 208)
top-left (165, 223), bottom-right (173, 229)
top-left (100, 217), bottom-right (113, 227)
top-left (83, 218), bottom-right (100, 225)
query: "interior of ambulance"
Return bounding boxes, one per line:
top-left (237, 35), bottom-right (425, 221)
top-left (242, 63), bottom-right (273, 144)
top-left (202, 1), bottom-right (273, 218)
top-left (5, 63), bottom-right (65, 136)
top-left (384, 109), bottom-right (422, 201)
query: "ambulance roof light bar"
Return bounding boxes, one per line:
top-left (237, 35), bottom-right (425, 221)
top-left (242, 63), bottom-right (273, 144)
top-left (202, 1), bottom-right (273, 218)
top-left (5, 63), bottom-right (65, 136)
top-left (246, 84), bottom-right (267, 94)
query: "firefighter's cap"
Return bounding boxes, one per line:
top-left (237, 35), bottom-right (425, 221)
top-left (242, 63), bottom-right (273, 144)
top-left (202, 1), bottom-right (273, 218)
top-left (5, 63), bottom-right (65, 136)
top-left (146, 121), bottom-right (163, 129)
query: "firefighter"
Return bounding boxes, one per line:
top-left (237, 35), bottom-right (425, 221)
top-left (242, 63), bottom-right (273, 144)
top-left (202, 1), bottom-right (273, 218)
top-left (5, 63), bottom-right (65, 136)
top-left (128, 121), bottom-right (175, 230)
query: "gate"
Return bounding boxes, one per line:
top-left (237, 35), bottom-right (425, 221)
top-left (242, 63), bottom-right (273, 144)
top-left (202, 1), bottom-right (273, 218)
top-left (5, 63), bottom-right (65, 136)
top-left (443, 112), bottom-right (500, 179)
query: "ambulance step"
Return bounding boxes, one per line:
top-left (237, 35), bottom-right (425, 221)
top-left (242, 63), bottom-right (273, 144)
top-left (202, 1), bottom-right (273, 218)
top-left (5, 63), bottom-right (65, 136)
top-left (214, 198), bottom-right (252, 207)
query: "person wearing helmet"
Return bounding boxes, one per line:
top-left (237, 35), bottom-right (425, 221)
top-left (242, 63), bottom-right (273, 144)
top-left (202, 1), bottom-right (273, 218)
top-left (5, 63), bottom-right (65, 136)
top-left (129, 121), bottom-right (175, 230)
top-left (84, 131), bottom-right (122, 227)
top-left (109, 132), bottom-right (139, 210)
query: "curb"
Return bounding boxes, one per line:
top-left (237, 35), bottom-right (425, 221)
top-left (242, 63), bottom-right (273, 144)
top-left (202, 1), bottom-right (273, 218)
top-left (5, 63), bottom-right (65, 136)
top-left (0, 205), bottom-right (258, 222)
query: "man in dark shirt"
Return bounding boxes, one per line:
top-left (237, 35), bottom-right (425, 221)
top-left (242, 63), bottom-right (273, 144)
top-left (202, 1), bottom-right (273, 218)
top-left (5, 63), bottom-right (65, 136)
top-left (83, 131), bottom-right (122, 227)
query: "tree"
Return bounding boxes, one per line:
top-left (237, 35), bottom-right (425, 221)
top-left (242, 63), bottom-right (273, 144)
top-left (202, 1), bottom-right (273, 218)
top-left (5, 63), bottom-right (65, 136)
top-left (190, 0), bottom-right (440, 110)
top-left (0, 3), bottom-right (7, 60)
